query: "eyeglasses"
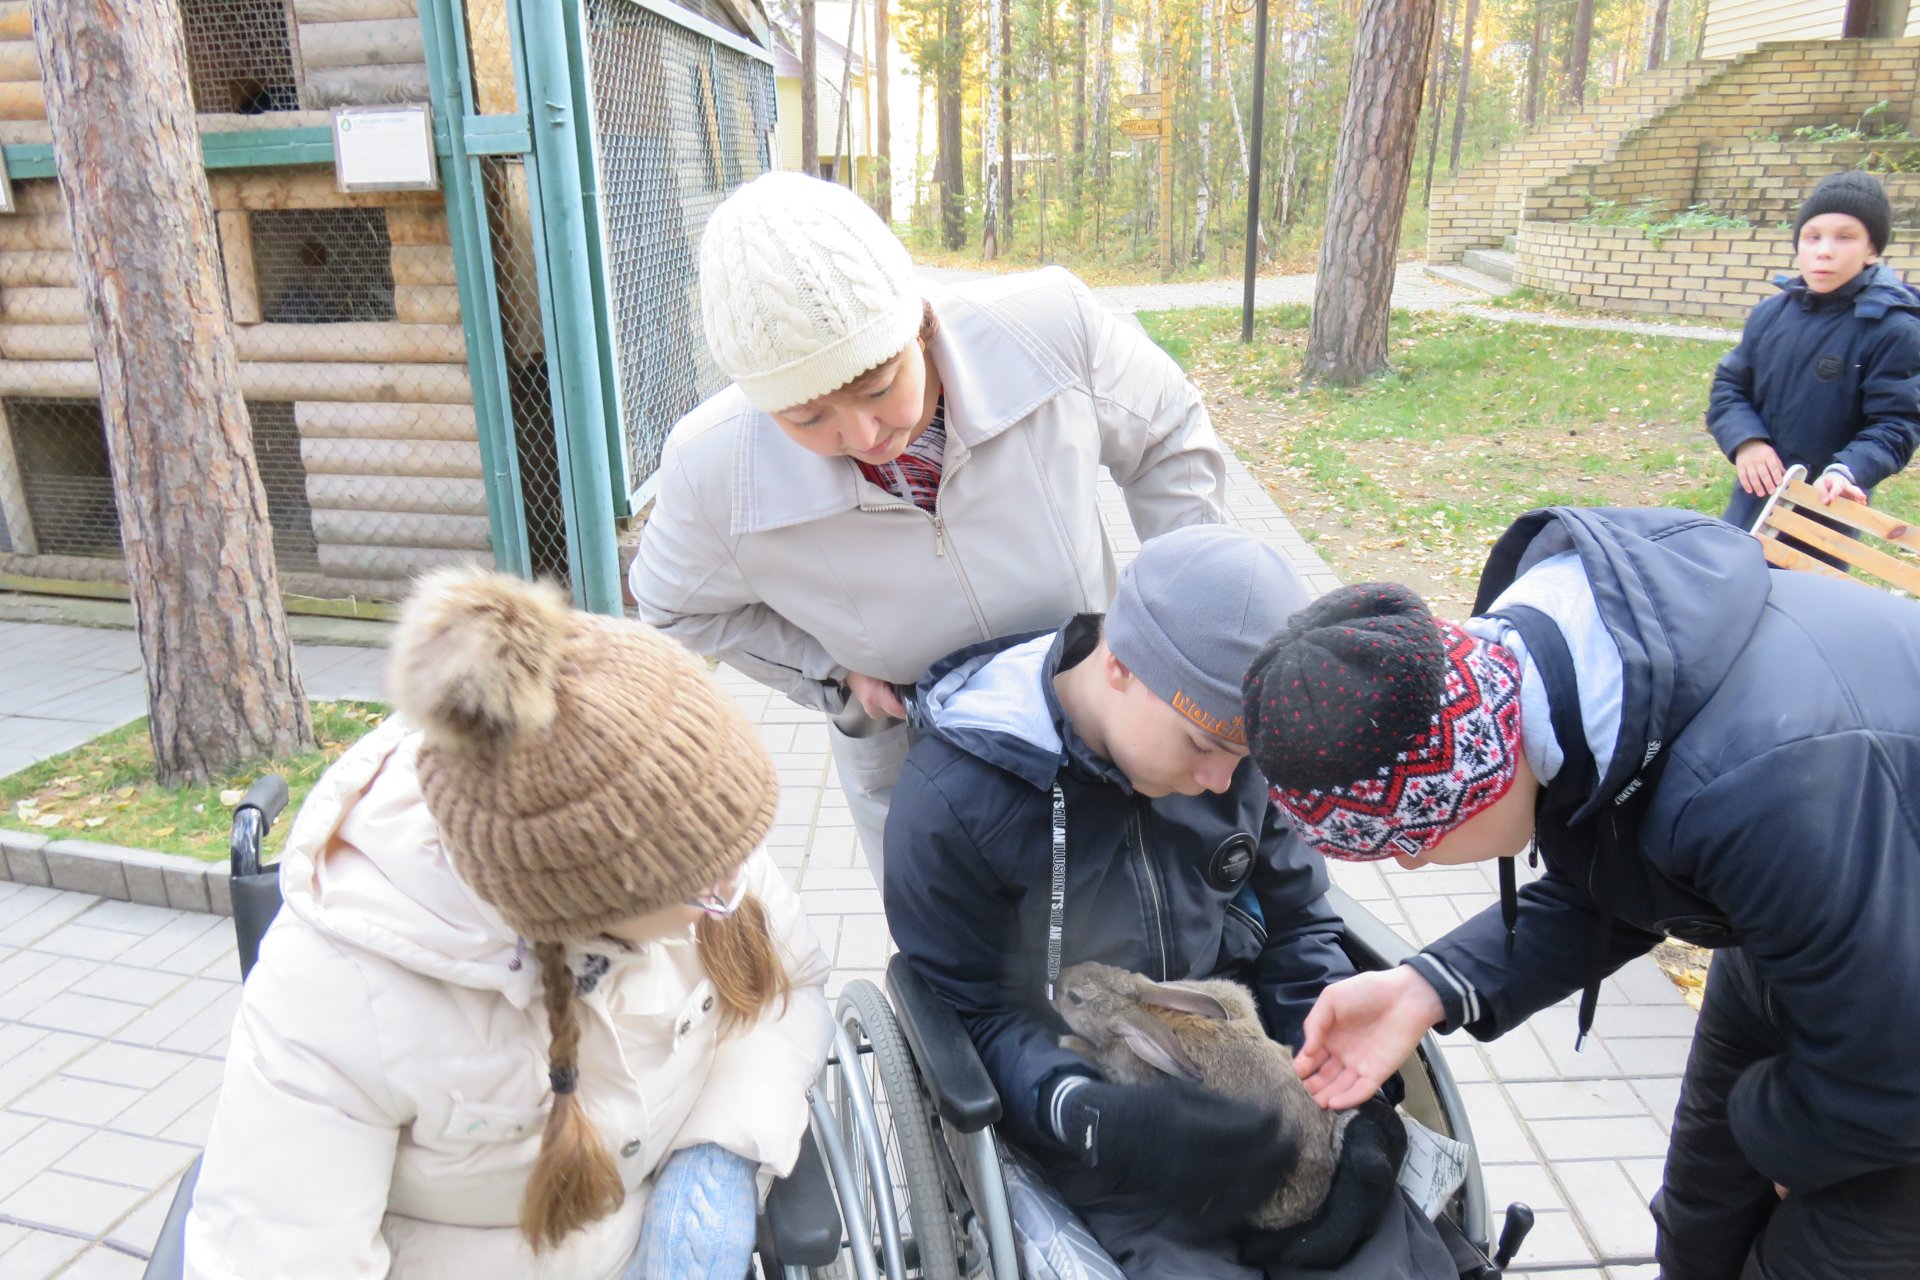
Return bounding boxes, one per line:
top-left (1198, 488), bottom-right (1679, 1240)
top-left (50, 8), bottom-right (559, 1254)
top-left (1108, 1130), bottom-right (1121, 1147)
top-left (686, 876), bottom-right (748, 918)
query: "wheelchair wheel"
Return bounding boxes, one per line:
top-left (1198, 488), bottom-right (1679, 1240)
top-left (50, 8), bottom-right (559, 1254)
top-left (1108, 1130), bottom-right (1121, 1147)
top-left (822, 979), bottom-right (967, 1280)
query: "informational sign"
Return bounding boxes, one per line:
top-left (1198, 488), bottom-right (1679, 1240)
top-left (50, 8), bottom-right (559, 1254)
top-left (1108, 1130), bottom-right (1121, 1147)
top-left (332, 105), bottom-right (439, 193)
top-left (1119, 117), bottom-right (1163, 139)
top-left (1121, 91), bottom-right (1161, 111)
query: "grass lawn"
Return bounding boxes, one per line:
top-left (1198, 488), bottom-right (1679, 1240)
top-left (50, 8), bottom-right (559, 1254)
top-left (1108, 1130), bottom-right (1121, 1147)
top-left (1141, 305), bottom-right (1920, 618)
top-left (1, 701), bottom-right (386, 863)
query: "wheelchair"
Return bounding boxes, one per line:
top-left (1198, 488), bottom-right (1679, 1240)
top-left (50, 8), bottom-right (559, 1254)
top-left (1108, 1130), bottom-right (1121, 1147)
top-left (807, 896), bottom-right (1537, 1280)
top-left (140, 778), bottom-right (849, 1280)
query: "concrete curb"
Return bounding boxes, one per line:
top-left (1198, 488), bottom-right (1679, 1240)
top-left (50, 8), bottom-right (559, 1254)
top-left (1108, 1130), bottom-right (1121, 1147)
top-left (0, 827), bottom-right (231, 915)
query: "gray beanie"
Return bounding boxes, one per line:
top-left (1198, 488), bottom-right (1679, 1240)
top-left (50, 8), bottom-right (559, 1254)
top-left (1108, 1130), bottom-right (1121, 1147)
top-left (1105, 525), bottom-right (1313, 746)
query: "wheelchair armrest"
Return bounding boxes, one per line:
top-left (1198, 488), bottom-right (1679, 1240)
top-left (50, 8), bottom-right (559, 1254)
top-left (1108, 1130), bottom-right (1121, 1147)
top-left (762, 1127), bottom-right (841, 1267)
top-left (140, 1154), bottom-right (201, 1280)
top-left (1328, 886), bottom-right (1417, 969)
top-left (885, 955), bottom-right (1002, 1133)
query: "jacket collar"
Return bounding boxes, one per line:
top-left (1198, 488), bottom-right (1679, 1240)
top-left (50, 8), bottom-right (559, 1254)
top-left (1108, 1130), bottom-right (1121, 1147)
top-left (729, 276), bottom-right (1078, 535)
top-left (1776, 261), bottom-right (1919, 319)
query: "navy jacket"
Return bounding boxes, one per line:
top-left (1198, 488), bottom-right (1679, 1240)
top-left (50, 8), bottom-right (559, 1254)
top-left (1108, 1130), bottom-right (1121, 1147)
top-left (1407, 508), bottom-right (1920, 1195)
top-left (1707, 262), bottom-right (1920, 529)
top-left (883, 617), bottom-right (1352, 1151)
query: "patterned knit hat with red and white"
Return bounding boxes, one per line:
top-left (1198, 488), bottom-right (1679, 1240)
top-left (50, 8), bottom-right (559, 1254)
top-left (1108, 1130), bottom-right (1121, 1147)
top-left (1241, 583), bottom-right (1523, 862)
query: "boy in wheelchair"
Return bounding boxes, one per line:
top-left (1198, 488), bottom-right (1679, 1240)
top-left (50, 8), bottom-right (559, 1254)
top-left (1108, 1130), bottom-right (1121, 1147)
top-left (883, 526), bottom-right (1457, 1279)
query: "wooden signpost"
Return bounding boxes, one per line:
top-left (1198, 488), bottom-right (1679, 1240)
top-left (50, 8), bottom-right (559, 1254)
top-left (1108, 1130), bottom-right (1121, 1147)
top-left (1119, 69), bottom-right (1175, 275)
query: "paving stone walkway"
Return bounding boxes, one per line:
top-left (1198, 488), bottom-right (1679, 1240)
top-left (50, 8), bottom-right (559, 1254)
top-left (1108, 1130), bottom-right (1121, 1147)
top-left (0, 322), bottom-right (1692, 1280)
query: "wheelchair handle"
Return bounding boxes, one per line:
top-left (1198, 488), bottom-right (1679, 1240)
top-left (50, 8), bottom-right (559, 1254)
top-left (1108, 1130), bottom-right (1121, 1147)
top-left (1493, 1202), bottom-right (1534, 1269)
top-left (230, 775), bottom-right (289, 879)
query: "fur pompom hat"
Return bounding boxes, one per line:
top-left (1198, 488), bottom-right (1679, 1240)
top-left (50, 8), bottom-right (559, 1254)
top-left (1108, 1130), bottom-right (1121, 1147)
top-left (388, 568), bottom-right (778, 942)
top-left (698, 171), bottom-right (923, 413)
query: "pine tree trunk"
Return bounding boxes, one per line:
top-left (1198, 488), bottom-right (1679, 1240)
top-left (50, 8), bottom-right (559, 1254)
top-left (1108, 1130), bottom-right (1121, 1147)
top-left (801, 0), bottom-right (819, 174)
top-left (999, 0), bottom-right (1013, 239)
top-left (1422, 0), bottom-right (1453, 197)
top-left (1567, 0), bottom-right (1594, 107)
top-left (1074, 0), bottom-right (1088, 197)
top-left (1227, 32), bottom-right (1268, 259)
top-left (1190, 0), bottom-right (1213, 264)
top-left (1302, 0), bottom-right (1436, 385)
top-left (31, 0), bottom-right (315, 785)
top-left (875, 0), bottom-right (892, 219)
top-left (983, 0), bottom-right (1002, 258)
top-left (938, 0), bottom-right (965, 247)
top-left (1448, 0), bottom-right (1477, 172)
top-left (1525, 0), bottom-right (1543, 124)
top-left (1645, 0), bottom-right (1671, 69)
top-left (1094, 0), bottom-right (1113, 188)
top-left (832, 0), bottom-right (860, 186)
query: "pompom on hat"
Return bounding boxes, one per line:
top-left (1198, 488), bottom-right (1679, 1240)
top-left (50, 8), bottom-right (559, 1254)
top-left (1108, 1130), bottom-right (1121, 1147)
top-left (388, 567), bottom-right (778, 941)
top-left (1242, 584), bottom-right (1524, 862)
top-left (698, 171), bottom-right (924, 413)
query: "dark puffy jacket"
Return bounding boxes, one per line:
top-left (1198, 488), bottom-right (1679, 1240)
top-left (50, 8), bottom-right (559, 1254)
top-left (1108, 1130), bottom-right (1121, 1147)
top-left (1708, 261), bottom-right (1920, 529)
top-left (1407, 507), bottom-right (1920, 1195)
top-left (883, 616), bottom-right (1352, 1151)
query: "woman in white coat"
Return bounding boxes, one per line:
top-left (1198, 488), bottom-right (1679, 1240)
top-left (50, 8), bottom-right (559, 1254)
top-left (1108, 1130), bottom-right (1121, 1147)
top-left (631, 172), bottom-right (1233, 885)
top-left (184, 569), bottom-right (832, 1280)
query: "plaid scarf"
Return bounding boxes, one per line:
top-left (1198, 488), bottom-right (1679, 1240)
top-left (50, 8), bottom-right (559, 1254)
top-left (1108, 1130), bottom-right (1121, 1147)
top-left (857, 396), bottom-right (946, 514)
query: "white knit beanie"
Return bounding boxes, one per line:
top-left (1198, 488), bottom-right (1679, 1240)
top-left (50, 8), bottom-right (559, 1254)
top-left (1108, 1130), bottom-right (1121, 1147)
top-left (699, 172), bottom-right (923, 413)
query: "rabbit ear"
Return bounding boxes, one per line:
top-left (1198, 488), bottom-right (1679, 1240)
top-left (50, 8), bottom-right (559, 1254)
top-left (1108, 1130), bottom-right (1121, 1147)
top-left (1138, 982), bottom-right (1233, 1021)
top-left (1116, 1010), bottom-right (1205, 1083)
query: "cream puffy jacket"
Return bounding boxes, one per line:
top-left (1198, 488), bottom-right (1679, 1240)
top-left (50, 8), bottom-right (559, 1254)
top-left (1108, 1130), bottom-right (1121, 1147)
top-left (183, 719), bottom-right (832, 1280)
top-left (631, 267), bottom-right (1229, 711)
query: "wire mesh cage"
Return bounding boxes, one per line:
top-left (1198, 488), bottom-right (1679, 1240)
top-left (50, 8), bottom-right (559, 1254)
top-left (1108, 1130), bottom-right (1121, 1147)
top-left (581, 0), bottom-right (777, 499)
top-left (181, 0), bottom-right (303, 115)
top-left (0, 172), bottom-right (493, 604)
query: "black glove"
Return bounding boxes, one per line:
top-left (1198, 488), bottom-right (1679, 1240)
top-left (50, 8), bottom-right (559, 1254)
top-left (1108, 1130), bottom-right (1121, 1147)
top-left (1054, 1075), bottom-right (1302, 1233)
top-left (1240, 1095), bottom-right (1407, 1272)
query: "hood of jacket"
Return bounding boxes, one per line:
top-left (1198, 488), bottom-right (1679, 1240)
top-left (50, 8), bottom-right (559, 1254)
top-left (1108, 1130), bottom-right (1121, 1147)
top-left (912, 617), bottom-right (1134, 795)
top-left (1775, 259), bottom-right (1920, 320)
top-left (1470, 507), bottom-right (1774, 825)
top-left (275, 715), bottom-right (538, 1008)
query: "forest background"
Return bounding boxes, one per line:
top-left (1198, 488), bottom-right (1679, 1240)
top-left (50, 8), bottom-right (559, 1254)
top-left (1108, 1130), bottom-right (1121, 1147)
top-left (772, 0), bottom-right (1715, 279)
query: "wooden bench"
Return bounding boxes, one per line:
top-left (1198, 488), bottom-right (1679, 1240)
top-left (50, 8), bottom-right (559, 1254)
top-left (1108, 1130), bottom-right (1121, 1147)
top-left (1748, 463), bottom-right (1920, 596)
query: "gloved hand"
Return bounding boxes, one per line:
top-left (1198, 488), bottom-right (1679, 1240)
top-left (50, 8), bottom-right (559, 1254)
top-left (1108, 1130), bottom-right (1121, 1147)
top-left (1053, 1075), bottom-right (1302, 1233)
top-left (1240, 1094), bottom-right (1407, 1272)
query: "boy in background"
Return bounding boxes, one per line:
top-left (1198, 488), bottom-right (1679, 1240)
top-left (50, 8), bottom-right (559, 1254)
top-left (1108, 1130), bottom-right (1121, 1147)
top-left (1708, 169), bottom-right (1920, 552)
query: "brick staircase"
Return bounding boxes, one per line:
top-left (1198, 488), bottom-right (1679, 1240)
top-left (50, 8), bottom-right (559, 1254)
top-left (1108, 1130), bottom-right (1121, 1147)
top-left (1430, 39), bottom-right (1920, 264)
top-left (1429, 60), bottom-right (1730, 262)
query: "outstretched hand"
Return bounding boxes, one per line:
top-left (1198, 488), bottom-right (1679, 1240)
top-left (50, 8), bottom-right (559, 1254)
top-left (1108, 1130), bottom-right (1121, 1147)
top-left (1294, 968), bottom-right (1446, 1111)
top-left (1813, 471), bottom-right (1867, 505)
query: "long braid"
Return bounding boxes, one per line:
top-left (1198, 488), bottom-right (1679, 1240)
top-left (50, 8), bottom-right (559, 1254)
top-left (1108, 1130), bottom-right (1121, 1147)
top-left (520, 941), bottom-right (625, 1250)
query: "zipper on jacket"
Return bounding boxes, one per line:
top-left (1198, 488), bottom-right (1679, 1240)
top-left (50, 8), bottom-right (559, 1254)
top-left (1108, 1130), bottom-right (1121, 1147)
top-left (930, 453), bottom-right (991, 639)
top-left (1128, 797), bottom-right (1172, 981)
top-left (854, 454), bottom-right (991, 639)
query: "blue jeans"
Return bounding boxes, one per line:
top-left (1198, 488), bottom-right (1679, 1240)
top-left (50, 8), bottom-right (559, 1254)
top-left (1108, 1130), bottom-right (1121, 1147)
top-left (623, 1143), bottom-right (759, 1280)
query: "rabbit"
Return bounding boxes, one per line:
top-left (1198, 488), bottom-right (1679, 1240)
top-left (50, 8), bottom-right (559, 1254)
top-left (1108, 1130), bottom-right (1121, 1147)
top-left (1052, 961), bottom-right (1352, 1231)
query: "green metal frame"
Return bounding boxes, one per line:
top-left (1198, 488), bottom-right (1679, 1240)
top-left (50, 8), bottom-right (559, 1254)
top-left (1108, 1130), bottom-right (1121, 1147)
top-left (1, 0), bottom-right (629, 615)
top-left (511, 0), bottom-right (623, 613)
top-left (414, 0), bottom-right (534, 581)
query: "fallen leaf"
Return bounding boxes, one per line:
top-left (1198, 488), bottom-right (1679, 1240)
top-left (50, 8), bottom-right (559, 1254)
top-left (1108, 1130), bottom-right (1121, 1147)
top-left (33, 813), bottom-right (63, 828)
top-left (218, 789), bottom-right (244, 808)
top-left (83, 817), bottom-right (107, 828)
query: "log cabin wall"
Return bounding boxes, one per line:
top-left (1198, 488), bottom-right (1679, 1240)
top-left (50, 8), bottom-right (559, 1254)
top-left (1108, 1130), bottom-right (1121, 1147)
top-left (0, 0), bottom-right (518, 605)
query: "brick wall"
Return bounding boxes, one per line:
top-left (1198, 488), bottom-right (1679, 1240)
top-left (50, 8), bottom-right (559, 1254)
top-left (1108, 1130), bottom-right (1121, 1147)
top-left (1695, 139), bottom-right (1920, 226)
top-left (1514, 221), bottom-right (1919, 320)
top-left (1430, 38), bottom-right (1920, 264)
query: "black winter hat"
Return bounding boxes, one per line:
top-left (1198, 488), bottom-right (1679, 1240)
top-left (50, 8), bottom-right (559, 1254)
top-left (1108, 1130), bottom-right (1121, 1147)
top-left (1240, 583), bottom-right (1447, 795)
top-left (1795, 170), bottom-right (1893, 253)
